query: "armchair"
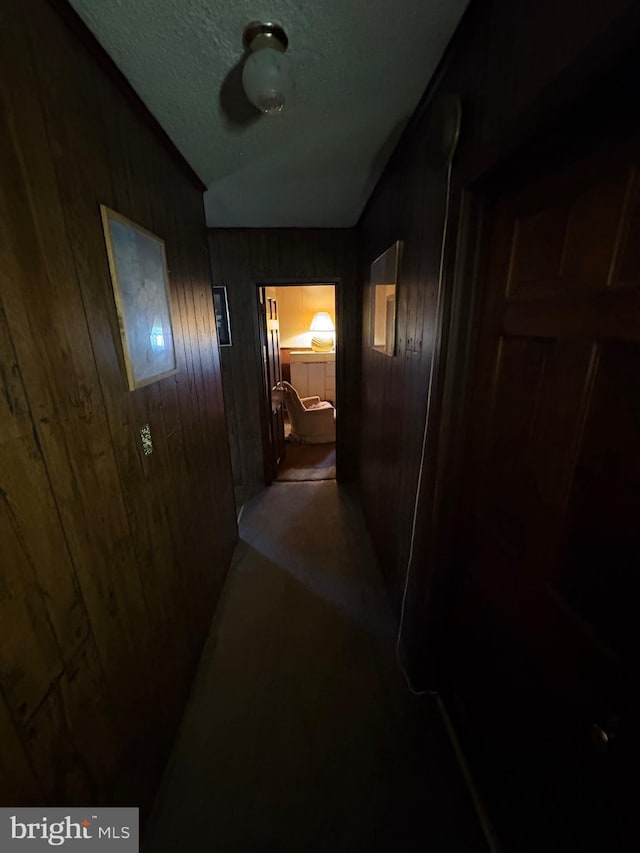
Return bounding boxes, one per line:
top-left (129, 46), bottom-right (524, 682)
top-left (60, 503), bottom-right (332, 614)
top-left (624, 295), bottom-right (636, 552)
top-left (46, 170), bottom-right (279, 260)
top-left (273, 381), bottom-right (336, 445)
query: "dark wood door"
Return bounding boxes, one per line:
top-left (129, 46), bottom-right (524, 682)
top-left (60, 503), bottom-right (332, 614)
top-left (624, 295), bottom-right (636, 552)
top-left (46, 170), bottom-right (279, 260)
top-left (450, 131), bottom-right (640, 850)
top-left (258, 288), bottom-right (285, 484)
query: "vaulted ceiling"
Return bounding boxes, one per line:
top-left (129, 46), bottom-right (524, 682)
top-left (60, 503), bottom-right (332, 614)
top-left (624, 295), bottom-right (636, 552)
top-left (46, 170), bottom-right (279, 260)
top-left (69, 0), bottom-right (468, 227)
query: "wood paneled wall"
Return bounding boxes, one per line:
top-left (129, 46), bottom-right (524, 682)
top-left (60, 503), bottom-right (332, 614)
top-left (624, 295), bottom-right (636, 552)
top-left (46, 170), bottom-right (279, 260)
top-left (357, 0), bottom-right (640, 675)
top-left (208, 229), bottom-right (359, 500)
top-left (0, 0), bottom-right (237, 816)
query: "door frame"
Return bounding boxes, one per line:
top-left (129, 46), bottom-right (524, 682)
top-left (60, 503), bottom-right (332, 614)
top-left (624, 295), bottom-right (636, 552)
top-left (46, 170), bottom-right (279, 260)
top-left (255, 278), bottom-right (342, 483)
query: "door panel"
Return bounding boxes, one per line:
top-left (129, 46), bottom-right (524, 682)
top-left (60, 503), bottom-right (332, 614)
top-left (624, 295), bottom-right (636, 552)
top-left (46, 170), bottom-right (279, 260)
top-left (258, 289), bottom-right (285, 484)
top-left (452, 131), bottom-right (640, 850)
top-left (560, 342), bottom-right (640, 660)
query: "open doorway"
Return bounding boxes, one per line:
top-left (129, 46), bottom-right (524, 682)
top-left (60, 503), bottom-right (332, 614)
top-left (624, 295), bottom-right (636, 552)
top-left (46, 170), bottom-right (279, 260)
top-left (258, 282), bottom-right (337, 485)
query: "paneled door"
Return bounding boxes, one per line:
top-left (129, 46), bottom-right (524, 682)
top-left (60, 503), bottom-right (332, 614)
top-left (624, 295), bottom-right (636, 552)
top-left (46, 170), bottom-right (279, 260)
top-left (258, 288), bottom-right (285, 484)
top-left (451, 130), bottom-right (640, 850)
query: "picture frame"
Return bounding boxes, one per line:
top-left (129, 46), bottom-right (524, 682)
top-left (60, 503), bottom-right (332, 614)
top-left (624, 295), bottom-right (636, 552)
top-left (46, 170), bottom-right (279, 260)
top-left (212, 286), bottom-right (232, 346)
top-left (101, 205), bottom-right (178, 390)
top-left (370, 240), bottom-right (402, 357)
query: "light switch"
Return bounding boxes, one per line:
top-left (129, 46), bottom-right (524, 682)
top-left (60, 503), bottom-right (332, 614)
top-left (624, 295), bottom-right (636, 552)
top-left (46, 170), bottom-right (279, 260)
top-left (140, 424), bottom-right (153, 456)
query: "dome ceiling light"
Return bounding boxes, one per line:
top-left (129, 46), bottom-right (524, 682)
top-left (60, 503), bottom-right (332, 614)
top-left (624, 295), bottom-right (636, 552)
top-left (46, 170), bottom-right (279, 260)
top-left (242, 21), bottom-right (292, 116)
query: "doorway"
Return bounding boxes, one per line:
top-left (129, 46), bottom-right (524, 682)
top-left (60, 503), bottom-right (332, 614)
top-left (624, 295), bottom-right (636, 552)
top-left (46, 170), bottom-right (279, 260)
top-left (258, 282), bottom-right (338, 485)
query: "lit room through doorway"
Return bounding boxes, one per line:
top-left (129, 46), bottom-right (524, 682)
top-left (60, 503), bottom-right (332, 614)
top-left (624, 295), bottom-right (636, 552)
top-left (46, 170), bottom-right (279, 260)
top-left (268, 283), bottom-right (336, 483)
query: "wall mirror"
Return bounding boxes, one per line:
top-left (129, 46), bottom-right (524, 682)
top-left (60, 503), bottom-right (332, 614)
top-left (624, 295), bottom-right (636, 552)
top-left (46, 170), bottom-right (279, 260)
top-left (369, 240), bottom-right (402, 357)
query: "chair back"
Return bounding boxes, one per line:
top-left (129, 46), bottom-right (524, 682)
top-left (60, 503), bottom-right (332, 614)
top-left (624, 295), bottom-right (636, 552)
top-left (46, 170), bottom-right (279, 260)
top-left (274, 381), bottom-right (305, 415)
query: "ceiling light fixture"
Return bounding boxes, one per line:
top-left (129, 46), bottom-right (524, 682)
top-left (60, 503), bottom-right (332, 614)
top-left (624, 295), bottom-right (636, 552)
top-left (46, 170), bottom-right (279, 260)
top-left (242, 22), bottom-right (292, 116)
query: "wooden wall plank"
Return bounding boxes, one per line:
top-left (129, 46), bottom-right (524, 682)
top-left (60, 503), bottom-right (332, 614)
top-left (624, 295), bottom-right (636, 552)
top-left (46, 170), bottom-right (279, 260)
top-left (59, 638), bottom-right (121, 800)
top-left (0, 506), bottom-right (63, 724)
top-left (20, 683), bottom-right (93, 805)
top-left (0, 695), bottom-right (40, 805)
top-left (0, 302), bottom-right (89, 665)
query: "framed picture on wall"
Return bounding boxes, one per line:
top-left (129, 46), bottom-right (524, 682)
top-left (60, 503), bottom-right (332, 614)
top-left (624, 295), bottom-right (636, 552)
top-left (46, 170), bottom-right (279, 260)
top-left (100, 205), bottom-right (178, 390)
top-left (212, 286), bottom-right (232, 346)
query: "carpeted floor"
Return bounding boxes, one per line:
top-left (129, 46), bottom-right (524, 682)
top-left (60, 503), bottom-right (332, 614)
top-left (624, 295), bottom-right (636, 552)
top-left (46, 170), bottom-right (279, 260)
top-left (276, 441), bottom-right (336, 481)
top-left (144, 482), bottom-right (487, 853)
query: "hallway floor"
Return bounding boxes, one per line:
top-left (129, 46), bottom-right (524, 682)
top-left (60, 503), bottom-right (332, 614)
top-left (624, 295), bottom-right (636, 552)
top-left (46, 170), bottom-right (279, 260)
top-left (144, 482), bottom-right (487, 852)
top-left (276, 441), bottom-right (337, 481)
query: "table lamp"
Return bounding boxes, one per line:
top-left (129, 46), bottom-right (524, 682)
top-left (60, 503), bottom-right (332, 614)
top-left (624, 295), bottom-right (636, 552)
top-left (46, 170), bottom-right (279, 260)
top-left (309, 312), bottom-right (335, 352)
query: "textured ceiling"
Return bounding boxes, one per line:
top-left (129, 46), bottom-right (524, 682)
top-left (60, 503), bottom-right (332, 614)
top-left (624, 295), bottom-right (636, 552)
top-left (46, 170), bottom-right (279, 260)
top-left (69, 0), bottom-right (468, 227)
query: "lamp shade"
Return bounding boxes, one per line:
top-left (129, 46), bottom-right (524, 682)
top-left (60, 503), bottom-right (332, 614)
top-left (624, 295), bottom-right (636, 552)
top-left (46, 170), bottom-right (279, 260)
top-left (309, 312), bottom-right (335, 332)
top-left (309, 312), bottom-right (335, 352)
top-left (242, 46), bottom-right (292, 115)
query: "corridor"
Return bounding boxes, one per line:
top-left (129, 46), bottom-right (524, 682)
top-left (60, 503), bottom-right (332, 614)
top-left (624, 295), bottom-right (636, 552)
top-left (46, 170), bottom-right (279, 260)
top-left (144, 482), bottom-right (487, 852)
